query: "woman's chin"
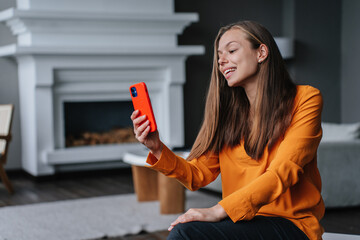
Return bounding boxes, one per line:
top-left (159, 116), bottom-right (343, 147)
top-left (226, 80), bottom-right (238, 87)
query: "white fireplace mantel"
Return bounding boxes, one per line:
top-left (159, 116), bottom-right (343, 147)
top-left (0, 45), bottom-right (204, 58)
top-left (0, 0), bottom-right (204, 176)
top-left (0, 6), bottom-right (199, 48)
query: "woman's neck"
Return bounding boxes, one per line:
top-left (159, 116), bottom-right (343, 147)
top-left (243, 79), bottom-right (258, 108)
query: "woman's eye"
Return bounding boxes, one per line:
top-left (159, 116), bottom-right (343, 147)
top-left (229, 49), bottom-right (237, 54)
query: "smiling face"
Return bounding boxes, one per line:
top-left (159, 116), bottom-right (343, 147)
top-left (217, 28), bottom-right (261, 88)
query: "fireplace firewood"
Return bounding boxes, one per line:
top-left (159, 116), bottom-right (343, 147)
top-left (66, 127), bottom-right (138, 147)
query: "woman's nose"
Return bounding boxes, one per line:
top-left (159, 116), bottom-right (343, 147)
top-left (218, 55), bottom-right (227, 65)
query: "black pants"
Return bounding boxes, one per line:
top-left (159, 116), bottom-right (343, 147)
top-left (167, 216), bottom-right (309, 240)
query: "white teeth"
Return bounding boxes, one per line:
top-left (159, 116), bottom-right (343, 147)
top-left (224, 68), bottom-right (235, 75)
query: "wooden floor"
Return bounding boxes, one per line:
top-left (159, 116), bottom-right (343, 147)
top-left (1, 168), bottom-right (360, 240)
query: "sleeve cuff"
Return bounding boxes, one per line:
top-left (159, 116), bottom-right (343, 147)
top-left (145, 144), bottom-right (177, 175)
top-left (218, 195), bottom-right (256, 222)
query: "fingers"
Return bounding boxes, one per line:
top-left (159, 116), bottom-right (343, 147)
top-left (131, 110), bottom-right (151, 143)
top-left (130, 110), bottom-right (140, 120)
top-left (168, 216), bottom-right (182, 231)
top-left (137, 120), bottom-right (149, 134)
top-left (131, 110), bottom-right (146, 132)
top-left (167, 206), bottom-right (226, 231)
top-left (137, 124), bottom-right (151, 143)
top-left (168, 209), bottom-right (200, 231)
top-left (131, 111), bottom-right (146, 128)
top-left (134, 119), bottom-right (150, 143)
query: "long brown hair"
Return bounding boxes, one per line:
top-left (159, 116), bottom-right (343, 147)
top-left (187, 21), bottom-right (297, 160)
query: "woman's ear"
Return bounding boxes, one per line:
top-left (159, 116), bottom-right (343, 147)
top-left (257, 44), bottom-right (269, 63)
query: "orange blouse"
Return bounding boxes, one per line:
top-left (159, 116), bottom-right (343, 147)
top-left (146, 85), bottom-right (325, 240)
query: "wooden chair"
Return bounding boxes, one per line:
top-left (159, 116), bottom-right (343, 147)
top-left (0, 104), bottom-right (14, 194)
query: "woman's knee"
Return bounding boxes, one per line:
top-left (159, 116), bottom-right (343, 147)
top-left (167, 222), bottom-right (196, 240)
top-left (168, 221), bottom-right (221, 240)
top-left (167, 223), bottom-right (187, 240)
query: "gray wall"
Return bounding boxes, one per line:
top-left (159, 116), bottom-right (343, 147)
top-left (291, 0), bottom-right (342, 123)
top-left (341, 0), bottom-right (360, 122)
top-left (0, 0), bottom-right (21, 169)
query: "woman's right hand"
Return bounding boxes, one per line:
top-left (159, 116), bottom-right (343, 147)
top-left (130, 110), bottom-right (163, 159)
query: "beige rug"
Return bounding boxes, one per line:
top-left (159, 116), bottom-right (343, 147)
top-left (0, 190), bottom-right (220, 240)
top-left (1, 190), bottom-right (358, 240)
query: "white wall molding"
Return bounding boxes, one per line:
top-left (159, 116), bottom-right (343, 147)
top-left (16, 0), bottom-right (174, 14)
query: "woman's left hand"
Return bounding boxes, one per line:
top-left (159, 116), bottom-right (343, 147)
top-left (168, 204), bottom-right (228, 231)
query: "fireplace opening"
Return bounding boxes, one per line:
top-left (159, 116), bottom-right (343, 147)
top-left (64, 101), bottom-right (137, 147)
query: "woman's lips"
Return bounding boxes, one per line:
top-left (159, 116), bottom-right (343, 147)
top-left (224, 67), bottom-right (236, 78)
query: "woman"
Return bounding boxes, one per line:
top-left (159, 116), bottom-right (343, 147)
top-left (131, 21), bottom-right (324, 240)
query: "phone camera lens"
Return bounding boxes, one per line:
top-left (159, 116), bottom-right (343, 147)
top-left (131, 87), bottom-right (137, 97)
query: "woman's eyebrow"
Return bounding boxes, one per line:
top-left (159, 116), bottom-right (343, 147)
top-left (225, 41), bottom-right (238, 47)
top-left (218, 41), bottom-right (238, 54)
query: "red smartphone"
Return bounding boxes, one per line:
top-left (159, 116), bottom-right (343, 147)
top-left (129, 82), bottom-right (157, 132)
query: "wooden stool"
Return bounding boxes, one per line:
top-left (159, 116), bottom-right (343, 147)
top-left (130, 164), bottom-right (185, 214)
top-left (158, 172), bottom-right (185, 214)
top-left (131, 165), bottom-right (158, 201)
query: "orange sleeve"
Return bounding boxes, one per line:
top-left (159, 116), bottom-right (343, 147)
top-left (219, 86), bottom-right (323, 222)
top-left (146, 145), bottom-right (220, 191)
